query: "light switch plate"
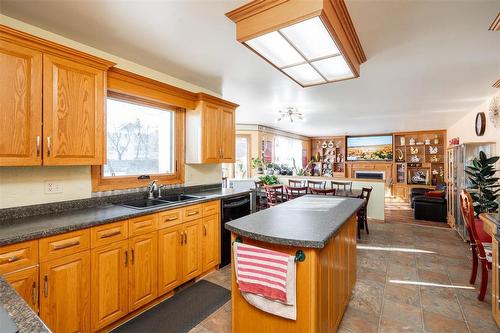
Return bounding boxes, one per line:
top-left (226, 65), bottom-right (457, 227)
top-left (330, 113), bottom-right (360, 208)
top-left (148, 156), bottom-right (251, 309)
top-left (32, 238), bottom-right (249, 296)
top-left (44, 181), bottom-right (63, 194)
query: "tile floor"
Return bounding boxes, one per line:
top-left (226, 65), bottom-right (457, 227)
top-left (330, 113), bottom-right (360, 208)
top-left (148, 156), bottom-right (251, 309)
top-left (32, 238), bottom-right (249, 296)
top-left (190, 220), bottom-right (497, 333)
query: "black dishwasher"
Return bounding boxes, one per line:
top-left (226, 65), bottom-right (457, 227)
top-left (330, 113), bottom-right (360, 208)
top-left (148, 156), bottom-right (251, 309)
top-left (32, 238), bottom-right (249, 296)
top-left (220, 193), bottom-right (252, 267)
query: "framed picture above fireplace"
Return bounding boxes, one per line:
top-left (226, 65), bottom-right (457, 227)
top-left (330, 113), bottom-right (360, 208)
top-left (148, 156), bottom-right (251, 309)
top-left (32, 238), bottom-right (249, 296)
top-left (347, 135), bottom-right (393, 161)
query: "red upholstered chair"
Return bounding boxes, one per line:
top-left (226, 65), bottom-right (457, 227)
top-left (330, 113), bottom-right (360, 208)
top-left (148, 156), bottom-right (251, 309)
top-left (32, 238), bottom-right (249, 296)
top-left (307, 180), bottom-right (326, 193)
top-left (459, 189), bottom-right (492, 301)
top-left (264, 185), bottom-right (284, 208)
top-left (309, 188), bottom-right (336, 196)
top-left (288, 179), bottom-right (305, 187)
top-left (285, 185), bottom-right (308, 200)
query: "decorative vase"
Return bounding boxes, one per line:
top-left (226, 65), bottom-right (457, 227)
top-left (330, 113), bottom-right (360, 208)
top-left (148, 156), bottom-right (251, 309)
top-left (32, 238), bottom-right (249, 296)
top-left (400, 137), bottom-right (405, 146)
top-left (434, 136), bottom-right (439, 144)
top-left (409, 138), bottom-right (415, 145)
top-left (425, 138), bottom-right (431, 145)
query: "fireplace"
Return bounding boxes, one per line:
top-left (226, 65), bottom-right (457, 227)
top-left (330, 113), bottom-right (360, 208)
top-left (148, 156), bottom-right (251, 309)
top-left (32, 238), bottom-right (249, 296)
top-left (354, 171), bottom-right (384, 180)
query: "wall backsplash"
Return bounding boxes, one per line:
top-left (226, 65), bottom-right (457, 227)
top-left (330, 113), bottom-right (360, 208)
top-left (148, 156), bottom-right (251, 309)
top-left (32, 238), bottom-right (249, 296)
top-left (0, 164), bottom-right (222, 209)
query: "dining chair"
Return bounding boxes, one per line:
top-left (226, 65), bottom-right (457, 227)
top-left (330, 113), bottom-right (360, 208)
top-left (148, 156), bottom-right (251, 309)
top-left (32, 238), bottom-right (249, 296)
top-left (460, 189), bottom-right (492, 301)
top-left (357, 186), bottom-right (373, 238)
top-left (285, 185), bottom-right (308, 200)
top-left (307, 180), bottom-right (326, 193)
top-left (288, 179), bottom-right (305, 187)
top-left (331, 180), bottom-right (352, 192)
top-left (264, 185), bottom-right (284, 208)
top-left (254, 180), bottom-right (267, 211)
top-left (309, 188), bottom-right (336, 196)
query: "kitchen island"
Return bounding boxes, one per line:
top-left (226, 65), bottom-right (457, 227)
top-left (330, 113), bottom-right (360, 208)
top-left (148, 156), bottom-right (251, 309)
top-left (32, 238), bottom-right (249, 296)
top-left (225, 195), bottom-right (364, 333)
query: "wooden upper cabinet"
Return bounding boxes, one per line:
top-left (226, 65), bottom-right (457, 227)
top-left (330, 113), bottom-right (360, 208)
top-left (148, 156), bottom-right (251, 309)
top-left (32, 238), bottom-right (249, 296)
top-left (42, 54), bottom-right (105, 165)
top-left (220, 107), bottom-right (235, 162)
top-left (186, 94), bottom-right (238, 164)
top-left (0, 40), bottom-right (42, 166)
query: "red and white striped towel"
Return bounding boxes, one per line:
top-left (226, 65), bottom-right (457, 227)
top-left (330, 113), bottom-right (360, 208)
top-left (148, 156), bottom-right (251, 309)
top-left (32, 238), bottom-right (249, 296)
top-left (235, 242), bottom-right (291, 303)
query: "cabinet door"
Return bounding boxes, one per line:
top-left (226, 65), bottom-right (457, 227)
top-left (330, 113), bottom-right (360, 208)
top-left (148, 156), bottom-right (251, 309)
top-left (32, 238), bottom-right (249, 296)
top-left (4, 266), bottom-right (39, 312)
top-left (220, 107), bottom-right (235, 162)
top-left (202, 214), bottom-right (220, 272)
top-left (40, 251), bottom-right (90, 333)
top-left (181, 220), bottom-right (202, 282)
top-left (202, 103), bottom-right (221, 163)
top-left (42, 54), bottom-right (104, 165)
top-left (91, 240), bottom-right (128, 331)
top-left (158, 226), bottom-right (182, 295)
top-left (129, 233), bottom-right (158, 311)
top-left (0, 40), bottom-right (42, 166)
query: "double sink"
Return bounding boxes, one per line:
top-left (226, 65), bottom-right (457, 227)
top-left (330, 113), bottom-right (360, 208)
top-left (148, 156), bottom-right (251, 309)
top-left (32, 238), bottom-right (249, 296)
top-left (119, 194), bottom-right (204, 210)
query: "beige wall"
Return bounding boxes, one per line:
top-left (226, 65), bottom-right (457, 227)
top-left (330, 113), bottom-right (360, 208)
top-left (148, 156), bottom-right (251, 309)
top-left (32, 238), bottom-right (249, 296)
top-left (447, 92), bottom-right (500, 150)
top-left (0, 15), bottom-right (222, 209)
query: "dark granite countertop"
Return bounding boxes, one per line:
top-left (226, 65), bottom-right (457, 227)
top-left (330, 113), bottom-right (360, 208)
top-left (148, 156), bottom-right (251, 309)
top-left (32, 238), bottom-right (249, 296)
top-left (0, 188), bottom-right (252, 246)
top-left (225, 195), bottom-right (364, 248)
top-left (0, 276), bottom-right (50, 333)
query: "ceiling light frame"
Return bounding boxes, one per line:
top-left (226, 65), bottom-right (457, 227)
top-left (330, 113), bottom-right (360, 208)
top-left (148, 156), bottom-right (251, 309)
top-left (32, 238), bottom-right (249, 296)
top-left (226, 0), bottom-right (366, 88)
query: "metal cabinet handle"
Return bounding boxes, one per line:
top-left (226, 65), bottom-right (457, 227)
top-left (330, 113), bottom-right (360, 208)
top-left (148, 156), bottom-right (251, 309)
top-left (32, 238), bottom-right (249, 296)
top-left (131, 249), bottom-right (135, 264)
top-left (180, 233), bottom-right (184, 245)
top-left (36, 136), bottom-right (41, 156)
top-left (52, 240), bottom-right (80, 251)
top-left (32, 282), bottom-right (37, 305)
top-left (7, 255), bottom-right (19, 263)
top-left (184, 232), bottom-right (188, 244)
top-left (124, 250), bottom-right (128, 267)
top-left (187, 211), bottom-right (198, 216)
top-left (46, 137), bottom-right (51, 156)
top-left (101, 230), bottom-right (121, 239)
top-left (166, 216), bottom-right (178, 221)
top-left (43, 275), bottom-right (48, 298)
top-left (203, 225), bottom-right (207, 236)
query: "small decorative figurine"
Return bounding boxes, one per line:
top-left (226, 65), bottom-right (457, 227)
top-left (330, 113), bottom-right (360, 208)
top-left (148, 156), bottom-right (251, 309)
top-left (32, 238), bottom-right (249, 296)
top-left (410, 147), bottom-right (419, 154)
top-left (433, 135), bottom-right (439, 144)
top-left (425, 138), bottom-right (431, 145)
top-left (409, 138), bottom-right (416, 145)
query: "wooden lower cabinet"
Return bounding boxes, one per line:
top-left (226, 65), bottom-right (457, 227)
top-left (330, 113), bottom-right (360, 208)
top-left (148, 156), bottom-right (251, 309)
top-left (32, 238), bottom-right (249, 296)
top-left (129, 232), bottom-right (158, 311)
top-left (158, 225), bottom-right (182, 296)
top-left (40, 251), bottom-right (91, 333)
top-left (202, 214), bottom-right (220, 272)
top-left (181, 220), bottom-right (202, 283)
top-left (4, 266), bottom-right (39, 311)
top-left (91, 240), bottom-right (129, 331)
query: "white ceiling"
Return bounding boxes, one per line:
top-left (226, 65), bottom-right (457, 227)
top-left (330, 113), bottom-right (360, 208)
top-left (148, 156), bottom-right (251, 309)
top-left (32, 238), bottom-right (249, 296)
top-left (2, 0), bottom-right (499, 136)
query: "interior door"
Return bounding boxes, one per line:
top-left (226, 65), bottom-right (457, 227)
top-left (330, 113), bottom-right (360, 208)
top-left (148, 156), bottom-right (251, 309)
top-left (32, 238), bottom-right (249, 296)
top-left (129, 232), bottom-right (158, 311)
top-left (0, 40), bottom-right (42, 166)
top-left (39, 251), bottom-right (91, 333)
top-left (158, 226), bottom-right (182, 295)
top-left (42, 53), bottom-right (104, 165)
top-left (182, 220), bottom-right (202, 282)
top-left (220, 107), bottom-right (235, 162)
top-left (202, 102), bottom-right (221, 163)
top-left (91, 240), bottom-right (128, 331)
top-left (202, 214), bottom-right (220, 272)
top-left (4, 266), bottom-right (39, 312)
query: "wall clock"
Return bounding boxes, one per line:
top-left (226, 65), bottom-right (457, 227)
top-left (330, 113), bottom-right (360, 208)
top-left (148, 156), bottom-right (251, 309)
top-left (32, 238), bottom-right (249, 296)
top-left (475, 112), bottom-right (486, 136)
top-left (489, 95), bottom-right (500, 128)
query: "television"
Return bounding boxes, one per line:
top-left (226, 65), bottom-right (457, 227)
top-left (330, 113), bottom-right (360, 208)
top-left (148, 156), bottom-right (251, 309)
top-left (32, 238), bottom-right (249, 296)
top-left (347, 135), bottom-right (393, 161)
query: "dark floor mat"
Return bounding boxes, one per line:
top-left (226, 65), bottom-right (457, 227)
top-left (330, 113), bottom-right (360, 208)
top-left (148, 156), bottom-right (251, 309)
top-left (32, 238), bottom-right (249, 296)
top-left (111, 280), bottom-right (230, 333)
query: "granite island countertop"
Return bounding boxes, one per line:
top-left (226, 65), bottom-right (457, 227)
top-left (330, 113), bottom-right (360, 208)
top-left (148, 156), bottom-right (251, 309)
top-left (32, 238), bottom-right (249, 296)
top-left (225, 195), bottom-right (364, 248)
top-left (0, 276), bottom-right (50, 333)
top-left (0, 188), bottom-right (252, 246)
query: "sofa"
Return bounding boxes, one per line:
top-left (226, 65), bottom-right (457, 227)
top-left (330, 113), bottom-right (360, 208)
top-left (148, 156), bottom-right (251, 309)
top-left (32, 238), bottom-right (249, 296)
top-left (411, 185), bottom-right (447, 223)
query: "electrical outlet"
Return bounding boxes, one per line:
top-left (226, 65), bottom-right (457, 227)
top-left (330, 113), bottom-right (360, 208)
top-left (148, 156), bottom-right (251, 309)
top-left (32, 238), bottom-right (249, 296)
top-left (44, 181), bottom-right (63, 194)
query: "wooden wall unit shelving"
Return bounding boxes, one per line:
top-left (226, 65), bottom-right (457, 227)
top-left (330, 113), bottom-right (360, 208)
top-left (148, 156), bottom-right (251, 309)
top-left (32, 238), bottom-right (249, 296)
top-left (311, 136), bottom-right (346, 177)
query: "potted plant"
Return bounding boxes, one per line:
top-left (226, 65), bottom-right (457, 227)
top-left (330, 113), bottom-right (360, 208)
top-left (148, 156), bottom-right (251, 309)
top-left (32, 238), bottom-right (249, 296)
top-left (258, 175), bottom-right (279, 185)
top-left (292, 158), bottom-right (312, 176)
top-left (465, 151), bottom-right (499, 216)
top-left (266, 163), bottom-right (274, 175)
top-left (251, 157), bottom-right (264, 174)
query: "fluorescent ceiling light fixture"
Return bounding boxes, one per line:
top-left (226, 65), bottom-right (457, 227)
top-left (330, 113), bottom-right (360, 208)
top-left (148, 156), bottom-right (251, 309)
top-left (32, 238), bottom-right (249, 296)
top-left (312, 56), bottom-right (353, 81)
top-left (246, 31), bottom-right (303, 68)
top-left (283, 63), bottom-right (325, 86)
top-left (280, 17), bottom-right (340, 60)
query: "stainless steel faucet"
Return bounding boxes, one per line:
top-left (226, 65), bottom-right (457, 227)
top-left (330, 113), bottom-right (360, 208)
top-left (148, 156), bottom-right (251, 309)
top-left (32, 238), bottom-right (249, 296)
top-left (148, 180), bottom-right (158, 199)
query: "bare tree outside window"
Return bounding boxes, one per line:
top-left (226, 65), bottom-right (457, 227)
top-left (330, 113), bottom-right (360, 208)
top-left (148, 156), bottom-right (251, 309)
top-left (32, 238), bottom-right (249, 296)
top-left (104, 98), bottom-right (174, 177)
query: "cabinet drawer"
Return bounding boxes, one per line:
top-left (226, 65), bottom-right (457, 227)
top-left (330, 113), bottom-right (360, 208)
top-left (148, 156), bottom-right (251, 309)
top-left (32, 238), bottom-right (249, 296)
top-left (158, 209), bottom-right (183, 229)
top-left (202, 201), bottom-right (220, 217)
top-left (0, 240), bottom-right (38, 274)
top-left (129, 214), bottom-right (158, 237)
top-left (39, 229), bottom-right (90, 262)
top-left (183, 204), bottom-right (202, 222)
top-left (91, 221), bottom-right (128, 248)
